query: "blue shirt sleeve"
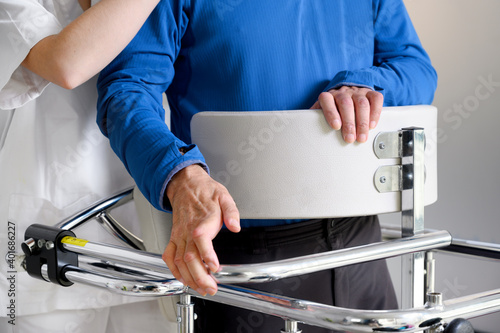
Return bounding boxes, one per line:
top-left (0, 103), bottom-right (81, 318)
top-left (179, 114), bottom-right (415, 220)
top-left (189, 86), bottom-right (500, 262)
top-left (96, 1), bottom-right (207, 211)
top-left (324, 0), bottom-right (438, 106)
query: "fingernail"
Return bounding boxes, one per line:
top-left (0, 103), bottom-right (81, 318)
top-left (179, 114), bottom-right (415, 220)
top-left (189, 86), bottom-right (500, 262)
top-left (179, 278), bottom-right (186, 285)
top-left (370, 121), bottom-right (377, 129)
top-left (196, 288), bottom-right (207, 296)
top-left (358, 134), bottom-right (367, 143)
top-left (206, 288), bottom-right (217, 296)
top-left (229, 219), bottom-right (241, 231)
top-left (345, 134), bottom-right (355, 143)
top-left (332, 119), bottom-right (341, 130)
top-left (208, 263), bottom-right (218, 273)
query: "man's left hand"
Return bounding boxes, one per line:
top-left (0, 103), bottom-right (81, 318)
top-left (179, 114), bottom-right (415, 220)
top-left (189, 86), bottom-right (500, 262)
top-left (311, 86), bottom-right (383, 143)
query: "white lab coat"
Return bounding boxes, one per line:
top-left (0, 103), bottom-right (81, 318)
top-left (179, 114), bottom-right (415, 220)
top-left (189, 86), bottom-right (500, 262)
top-left (0, 0), bottom-right (158, 322)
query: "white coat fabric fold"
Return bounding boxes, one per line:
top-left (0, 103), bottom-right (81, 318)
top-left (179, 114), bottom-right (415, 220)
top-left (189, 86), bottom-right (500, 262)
top-left (0, 0), bottom-right (62, 110)
top-left (0, 0), bottom-right (157, 321)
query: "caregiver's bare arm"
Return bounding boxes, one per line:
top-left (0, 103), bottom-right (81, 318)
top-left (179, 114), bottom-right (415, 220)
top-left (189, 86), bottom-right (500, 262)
top-left (22, 0), bottom-right (160, 89)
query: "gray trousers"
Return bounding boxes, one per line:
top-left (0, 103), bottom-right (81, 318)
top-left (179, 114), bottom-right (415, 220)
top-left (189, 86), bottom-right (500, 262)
top-left (194, 216), bottom-right (398, 333)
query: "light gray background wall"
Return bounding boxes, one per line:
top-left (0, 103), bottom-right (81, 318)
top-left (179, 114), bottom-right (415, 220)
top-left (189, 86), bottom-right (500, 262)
top-left (382, 1), bottom-right (500, 331)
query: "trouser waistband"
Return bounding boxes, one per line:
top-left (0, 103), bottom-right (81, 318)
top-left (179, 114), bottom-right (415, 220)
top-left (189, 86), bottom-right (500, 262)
top-left (214, 216), bottom-right (373, 252)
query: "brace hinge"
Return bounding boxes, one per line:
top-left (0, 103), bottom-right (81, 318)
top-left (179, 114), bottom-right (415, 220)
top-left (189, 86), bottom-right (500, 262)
top-left (373, 129), bottom-right (426, 193)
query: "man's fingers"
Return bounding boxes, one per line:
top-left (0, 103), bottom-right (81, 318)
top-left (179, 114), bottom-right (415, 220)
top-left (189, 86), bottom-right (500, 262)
top-left (316, 87), bottom-right (385, 144)
top-left (366, 90), bottom-right (383, 129)
top-left (171, 240), bottom-right (202, 293)
top-left (353, 94), bottom-right (370, 143)
top-left (163, 242), bottom-right (182, 281)
top-left (164, 164), bottom-right (242, 297)
top-left (192, 223), bottom-right (220, 273)
top-left (220, 192), bottom-right (240, 233)
top-left (334, 92), bottom-right (356, 143)
top-left (165, 241), bottom-right (203, 293)
top-left (318, 92), bottom-right (341, 130)
top-left (184, 242), bottom-right (218, 296)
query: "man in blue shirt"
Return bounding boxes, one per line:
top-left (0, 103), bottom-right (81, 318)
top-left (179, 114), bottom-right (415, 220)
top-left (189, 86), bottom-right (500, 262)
top-left (97, 0), bottom-right (437, 331)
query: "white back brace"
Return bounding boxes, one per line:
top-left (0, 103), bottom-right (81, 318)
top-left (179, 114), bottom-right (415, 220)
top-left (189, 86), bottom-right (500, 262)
top-left (191, 105), bottom-right (438, 219)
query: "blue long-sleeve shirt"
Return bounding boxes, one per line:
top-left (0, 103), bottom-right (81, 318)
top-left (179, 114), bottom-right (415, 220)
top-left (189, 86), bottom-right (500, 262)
top-left (97, 0), bottom-right (437, 224)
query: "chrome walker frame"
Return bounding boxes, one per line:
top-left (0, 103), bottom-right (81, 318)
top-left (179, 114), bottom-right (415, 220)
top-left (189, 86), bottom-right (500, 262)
top-left (19, 128), bottom-right (500, 332)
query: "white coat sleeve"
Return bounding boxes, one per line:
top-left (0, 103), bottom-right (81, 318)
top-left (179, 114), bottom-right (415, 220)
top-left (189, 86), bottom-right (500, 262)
top-left (0, 0), bottom-right (62, 110)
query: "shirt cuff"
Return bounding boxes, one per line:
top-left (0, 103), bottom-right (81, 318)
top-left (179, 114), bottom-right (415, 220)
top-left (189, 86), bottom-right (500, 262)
top-left (324, 70), bottom-right (383, 95)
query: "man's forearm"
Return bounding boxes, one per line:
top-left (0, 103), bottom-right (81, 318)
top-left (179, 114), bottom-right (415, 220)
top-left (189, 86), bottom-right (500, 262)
top-left (324, 0), bottom-right (437, 106)
top-left (97, 83), bottom-right (208, 211)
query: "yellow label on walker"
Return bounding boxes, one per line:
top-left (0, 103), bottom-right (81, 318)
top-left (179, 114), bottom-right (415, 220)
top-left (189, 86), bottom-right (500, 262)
top-left (61, 236), bottom-right (88, 247)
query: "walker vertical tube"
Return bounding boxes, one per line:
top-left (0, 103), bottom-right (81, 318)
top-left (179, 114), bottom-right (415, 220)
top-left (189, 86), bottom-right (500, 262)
top-left (401, 128), bottom-right (426, 308)
top-left (425, 251), bottom-right (436, 293)
top-left (177, 294), bottom-right (195, 333)
top-left (281, 319), bottom-right (302, 333)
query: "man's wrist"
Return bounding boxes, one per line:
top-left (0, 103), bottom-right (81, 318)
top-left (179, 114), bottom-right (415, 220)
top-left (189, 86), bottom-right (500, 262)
top-left (166, 164), bottom-right (207, 202)
top-left (159, 144), bottom-right (209, 212)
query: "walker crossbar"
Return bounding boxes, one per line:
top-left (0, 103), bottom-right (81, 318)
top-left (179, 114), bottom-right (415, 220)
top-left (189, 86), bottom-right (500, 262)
top-left (20, 222), bottom-right (500, 332)
top-left (33, 249), bottom-right (500, 332)
top-left (382, 225), bottom-right (500, 261)
top-left (22, 224), bottom-right (452, 286)
top-left (17, 118), bottom-right (500, 332)
top-left (57, 230), bottom-right (452, 284)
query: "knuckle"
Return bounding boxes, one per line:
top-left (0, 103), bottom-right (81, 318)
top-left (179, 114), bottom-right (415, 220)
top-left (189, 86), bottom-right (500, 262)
top-left (215, 186), bottom-right (229, 198)
top-left (170, 270), bottom-right (180, 280)
top-left (162, 252), bottom-right (170, 263)
top-left (191, 227), bottom-right (205, 239)
top-left (356, 97), bottom-right (370, 108)
top-left (171, 272), bottom-right (181, 280)
top-left (173, 255), bottom-right (185, 266)
top-left (323, 108), bottom-right (334, 116)
top-left (368, 90), bottom-right (384, 102)
top-left (194, 276), bottom-right (207, 286)
top-left (357, 121), bottom-right (370, 131)
top-left (183, 251), bottom-right (197, 264)
top-left (337, 96), bottom-right (353, 107)
top-left (319, 91), bottom-right (332, 100)
top-left (219, 183), bottom-right (232, 195)
top-left (323, 106), bottom-right (338, 118)
top-left (163, 246), bottom-right (176, 263)
top-left (343, 122), bottom-right (355, 132)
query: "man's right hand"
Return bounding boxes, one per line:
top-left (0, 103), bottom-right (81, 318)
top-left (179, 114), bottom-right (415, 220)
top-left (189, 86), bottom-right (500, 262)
top-left (163, 164), bottom-right (240, 296)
